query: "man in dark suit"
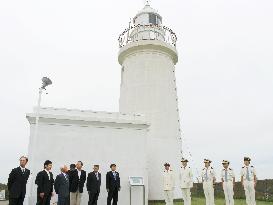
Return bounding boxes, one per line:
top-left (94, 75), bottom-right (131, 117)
top-left (7, 156), bottom-right (30, 205)
top-left (67, 163), bottom-right (75, 205)
top-left (68, 164), bottom-right (76, 177)
top-left (69, 161), bottom-right (86, 205)
top-left (106, 164), bottom-right (121, 205)
top-left (87, 165), bottom-right (101, 205)
top-left (54, 165), bottom-right (70, 205)
top-left (35, 160), bottom-right (54, 205)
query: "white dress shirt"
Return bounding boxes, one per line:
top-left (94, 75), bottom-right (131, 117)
top-left (201, 166), bottom-right (216, 182)
top-left (221, 168), bottom-right (235, 182)
top-left (62, 172), bottom-right (68, 180)
top-left (44, 169), bottom-right (51, 180)
top-left (112, 171), bottom-right (117, 180)
top-left (20, 166), bottom-right (25, 173)
top-left (241, 165), bottom-right (256, 181)
top-left (77, 169), bottom-right (81, 179)
top-left (95, 172), bottom-right (99, 180)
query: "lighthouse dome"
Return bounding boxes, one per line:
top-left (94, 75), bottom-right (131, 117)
top-left (118, 2), bottom-right (177, 48)
top-left (133, 3), bottom-right (162, 26)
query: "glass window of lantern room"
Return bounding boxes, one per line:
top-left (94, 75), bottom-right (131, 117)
top-left (149, 13), bottom-right (157, 24)
top-left (157, 16), bottom-right (162, 25)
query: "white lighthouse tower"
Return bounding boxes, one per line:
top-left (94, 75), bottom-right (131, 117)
top-left (25, 2), bottom-right (182, 204)
top-left (118, 2), bottom-right (182, 200)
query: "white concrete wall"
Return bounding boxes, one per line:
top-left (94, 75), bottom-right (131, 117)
top-left (118, 41), bottom-right (182, 200)
top-left (25, 109), bottom-right (149, 205)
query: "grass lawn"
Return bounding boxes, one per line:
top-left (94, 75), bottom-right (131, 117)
top-left (149, 198), bottom-right (273, 205)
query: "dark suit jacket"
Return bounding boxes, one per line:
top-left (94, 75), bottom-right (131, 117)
top-left (54, 173), bottom-right (69, 197)
top-left (7, 167), bottom-right (30, 198)
top-left (106, 171), bottom-right (120, 191)
top-left (35, 170), bottom-right (54, 195)
top-left (69, 169), bottom-right (86, 193)
top-left (86, 172), bottom-right (101, 193)
top-left (67, 169), bottom-right (73, 178)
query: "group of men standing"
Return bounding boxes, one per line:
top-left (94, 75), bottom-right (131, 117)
top-left (8, 157), bottom-right (121, 205)
top-left (7, 155), bottom-right (258, 205)
top-left (163, 157), bottom-right (257, 205)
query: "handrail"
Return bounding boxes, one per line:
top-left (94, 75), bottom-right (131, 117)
top-left (118, 24), bottom-right (177, 48)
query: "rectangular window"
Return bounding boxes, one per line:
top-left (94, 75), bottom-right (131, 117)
top-left (149, 14), bottom-right (157, 24)
top-left (157, 16), bottom-right (162, 24)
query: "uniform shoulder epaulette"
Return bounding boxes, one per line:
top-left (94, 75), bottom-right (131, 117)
top-left (189, 167), bottom-right (191, 168)
top-left (251, 166), bottom-right (254, 167)
top-left (229, 168), bottom-right (232, 170)
top-left (211, 167), bottom-right (213, 169)
top-left (242, 166), bottom-right (245, 168)
top-left (203, 168), bottom-right (205, 170)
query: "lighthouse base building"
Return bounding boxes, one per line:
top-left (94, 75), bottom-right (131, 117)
top-left (26, 108), bottom-right (149, 205)
top-left (25, 3), bottom-right (182, 205)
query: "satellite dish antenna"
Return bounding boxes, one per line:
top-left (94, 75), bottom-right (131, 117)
top-left (41, 77), bottom-right (52, 89)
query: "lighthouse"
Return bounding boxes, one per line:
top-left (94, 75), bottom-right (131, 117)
top-left (25, 2), bottom-right (182, 204)
top-left (118, 2), bottom-right (182, 200)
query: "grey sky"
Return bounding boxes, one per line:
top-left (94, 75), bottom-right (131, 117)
top-left (0, 0), bottom-right (273, 183)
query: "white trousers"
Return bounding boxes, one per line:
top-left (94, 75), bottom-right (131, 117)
top-left (203, 181), bottom-right (215, 205)
top-left (181, 188), bottom-right (191, 205)
top-left (244, 181), bottom-right (256, 205)
top-left (164, 190), bottom-right (174, 205)
top-left (223, 181), bottom-right (234, 205)
top-left (70, 190), bottom-right (82, 205)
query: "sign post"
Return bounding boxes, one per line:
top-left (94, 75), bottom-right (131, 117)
top-left (0, 190), bottom-right (5, 201)
top-left (129, 176), bottom-right (145, 205)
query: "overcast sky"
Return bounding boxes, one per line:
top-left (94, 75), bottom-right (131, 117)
top-left (0, 0), bottom-right (273, 183)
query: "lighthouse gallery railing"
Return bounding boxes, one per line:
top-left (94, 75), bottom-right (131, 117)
top-left (118, 24), bottom-right (177, 48)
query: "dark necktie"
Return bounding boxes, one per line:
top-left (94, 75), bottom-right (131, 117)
top-left (96, 173), bottom-right (99, 180)
top-left (113, 172), bottom-right (116, 180)
top-left (246, 167), bottom-right (250, 181)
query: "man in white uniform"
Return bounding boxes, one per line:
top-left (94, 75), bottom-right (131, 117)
top-left (241, 157), bottom-right (257, 205)
top-left (163, 163), bottom-right (175, 205)
top-left (202, 159), bottom-right (216, 205)
top-left (179, 158), bottom-right (193, 205)
top-left (221, 160), bottom-right (235, 205)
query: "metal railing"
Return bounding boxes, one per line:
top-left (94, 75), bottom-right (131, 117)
top-left (118, 24), bottom-right (177, 48)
